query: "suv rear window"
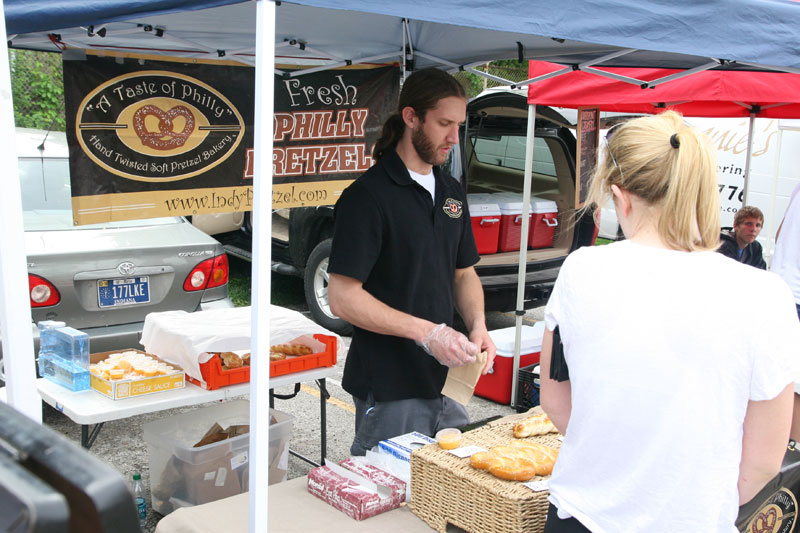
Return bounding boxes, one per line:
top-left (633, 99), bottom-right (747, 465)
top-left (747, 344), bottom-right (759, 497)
top-left (470, 134), bottom-right (557, 176)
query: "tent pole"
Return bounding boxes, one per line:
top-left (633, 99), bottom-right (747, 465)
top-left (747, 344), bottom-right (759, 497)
top-left (0, 0), bottom-right (41, 422)
top-left (742, 112), bottom-right (756, 206)
top-left (511, 103), bottom-right (536, 409)
top-left (251, 1), bottom-right (275, 532)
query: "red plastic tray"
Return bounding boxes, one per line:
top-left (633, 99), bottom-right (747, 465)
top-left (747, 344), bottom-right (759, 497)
top-left (186, 334), bottom-right (337, 390)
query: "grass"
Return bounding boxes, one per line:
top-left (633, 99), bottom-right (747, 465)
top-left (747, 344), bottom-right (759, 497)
top-left (595, 237), bottom-right (614, 246)
top-left (226, 256), bottom-right (305, 308)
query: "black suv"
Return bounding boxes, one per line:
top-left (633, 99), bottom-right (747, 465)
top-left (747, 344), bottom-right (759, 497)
top-left (198, 90), bottom-right (596, 335)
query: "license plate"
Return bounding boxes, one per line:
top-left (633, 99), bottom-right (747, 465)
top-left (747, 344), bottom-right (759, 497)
top-left (98, 277), bottom-right (150, 308)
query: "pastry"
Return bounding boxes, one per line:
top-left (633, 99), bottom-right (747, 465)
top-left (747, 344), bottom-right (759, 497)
top-left (270, 351), bottom-right (286, 361)
top-left (241, 352), bottom-right (251, 366)
top-left (220, 352), bottom-right (243, 369)
top-left (513, 413), bottom-right (557, 438)
top-left (470, 440), bottom-right (559, 481)
top-left (270, 343), bottom-right (313, 356)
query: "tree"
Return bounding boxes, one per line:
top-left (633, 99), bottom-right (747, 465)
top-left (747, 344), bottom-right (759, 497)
top-left (9, 49), bottom-right (65, 131)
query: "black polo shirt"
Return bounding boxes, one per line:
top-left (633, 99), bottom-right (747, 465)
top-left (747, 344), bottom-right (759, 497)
top-left (328, 147), bottom-right (479, 402)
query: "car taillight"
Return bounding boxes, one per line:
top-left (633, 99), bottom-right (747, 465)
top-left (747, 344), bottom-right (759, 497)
top-left (29, 274), bottom-right (60, 307)
top-left (183, 253), bottom-right (229, 291)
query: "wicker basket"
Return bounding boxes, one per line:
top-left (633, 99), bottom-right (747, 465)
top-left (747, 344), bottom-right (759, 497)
top-left (410, 409), bottom-right (561, 533)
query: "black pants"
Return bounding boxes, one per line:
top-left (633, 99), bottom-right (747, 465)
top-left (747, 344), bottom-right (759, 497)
top-left (544, 503), bottom-right (592, 533)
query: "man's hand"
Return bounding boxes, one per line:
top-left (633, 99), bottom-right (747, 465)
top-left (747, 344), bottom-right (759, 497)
top-left (468, 326), bottom-right (497, 375)
top-left (419, 324), bottom-right (478, 367)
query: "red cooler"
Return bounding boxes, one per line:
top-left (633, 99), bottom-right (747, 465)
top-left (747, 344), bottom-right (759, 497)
top-left (529, 197), bottom-right (559, 249)
top-left (474, 322), bottom-right (545, 405)
top-left (494, 193), bottom-right (531, 253)
top-left (467, 194), bottom-right (501, 254)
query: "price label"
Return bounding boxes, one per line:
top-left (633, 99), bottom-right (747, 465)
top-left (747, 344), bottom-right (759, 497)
top-left (448, 445), bottom-right (487, 458)
top-left (523, 479), bottom-right (550, 492)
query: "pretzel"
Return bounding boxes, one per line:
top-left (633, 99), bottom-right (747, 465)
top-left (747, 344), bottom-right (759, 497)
top-left (133, 104), bottom-right (195, 150)
top-left (513, 413), bottom-right (557, 438)
top-left (219, 352), bottom-right (243, 369)
top-left (470, 440), bottom-right (559, 481)
top-left (270, 343), bottom-right (313, 356)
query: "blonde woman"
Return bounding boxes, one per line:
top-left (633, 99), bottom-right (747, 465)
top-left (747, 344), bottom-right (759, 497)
top-left (540, 111), bottom-right (800, 533)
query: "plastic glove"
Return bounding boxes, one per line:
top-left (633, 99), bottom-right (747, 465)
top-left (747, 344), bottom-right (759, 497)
top-left (417, 323), bottom-right (478, 368)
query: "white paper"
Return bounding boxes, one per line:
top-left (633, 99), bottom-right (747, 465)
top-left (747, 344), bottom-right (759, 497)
top-left (140, 304), bottom-right (344, 384)
top-left (230, 451), bottom-right (248, 470)
top-left (324, 460), bottom-right (392, 499)
top-left (448, 445), bottom-right (487, 458)
top-left (523, 479), bottom-right (549, 491)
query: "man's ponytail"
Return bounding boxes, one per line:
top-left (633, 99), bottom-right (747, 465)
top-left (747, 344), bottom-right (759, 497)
top-left (373, 114), bottom-right (405, 161)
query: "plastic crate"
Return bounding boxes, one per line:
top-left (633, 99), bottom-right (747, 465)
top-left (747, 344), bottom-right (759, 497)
top-left (515, 364), bottom-right (541, 413)
top-left (143, 400), bottom-right (294, 515)
top-left (186, 334), bottom-right (337, 390)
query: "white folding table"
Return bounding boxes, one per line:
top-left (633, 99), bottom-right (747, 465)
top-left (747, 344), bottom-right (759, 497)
top-left (36, 365), bottom-right (336, 465)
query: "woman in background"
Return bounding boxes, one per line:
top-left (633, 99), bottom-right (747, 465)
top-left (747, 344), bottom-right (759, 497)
top-left (540, 111), bottom-right (800, 533)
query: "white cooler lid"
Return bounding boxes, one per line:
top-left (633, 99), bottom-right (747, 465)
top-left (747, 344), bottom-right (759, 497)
top-left (466, 194), bottom-right (501, 216)
top-left (531, 197), bottom-right (558, 214)
top-left (489, 322), bottom-right (545, 357)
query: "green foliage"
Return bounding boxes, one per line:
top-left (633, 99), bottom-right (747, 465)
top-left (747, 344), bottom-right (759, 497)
top-left (9, 49), bottom-right (65, 131)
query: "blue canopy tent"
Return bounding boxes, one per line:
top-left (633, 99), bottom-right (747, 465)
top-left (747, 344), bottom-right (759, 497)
top-left (2, 1), bottom-right (800, 530)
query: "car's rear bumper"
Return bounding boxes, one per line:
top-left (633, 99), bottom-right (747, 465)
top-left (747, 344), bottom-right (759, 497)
top-left (480, 267), bottom-right (558, 312)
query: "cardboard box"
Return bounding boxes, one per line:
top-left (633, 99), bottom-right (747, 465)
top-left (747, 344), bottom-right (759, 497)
top-left (89, 349), bottom-right (185, 400)
top-left (307, 459), bottom-right (406, 520)
top-left (378, 432), bottom-right (436, 463)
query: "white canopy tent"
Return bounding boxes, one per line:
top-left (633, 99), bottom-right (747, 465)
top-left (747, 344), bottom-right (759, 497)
top-left (3, 1), bottom-right (800, 530)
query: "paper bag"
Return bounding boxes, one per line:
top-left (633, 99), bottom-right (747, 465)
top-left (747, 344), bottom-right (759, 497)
top-left (441, 350), bottom-right (488, 406)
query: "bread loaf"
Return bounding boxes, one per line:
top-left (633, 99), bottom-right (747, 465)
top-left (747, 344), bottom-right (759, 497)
top-left (270, 343), bottom-right (313, 356)
top-left (513, 413), bottom-right (557, 438)
top-left (469, 440), bottom-right (559, 481)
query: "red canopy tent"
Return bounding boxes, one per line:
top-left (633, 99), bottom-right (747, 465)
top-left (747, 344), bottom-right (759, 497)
top-left (524, 60), bottom-right (800, 202)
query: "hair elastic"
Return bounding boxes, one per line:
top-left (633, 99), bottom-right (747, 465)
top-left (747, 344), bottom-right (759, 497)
top-left (670, 133), bottom-right (680, 149)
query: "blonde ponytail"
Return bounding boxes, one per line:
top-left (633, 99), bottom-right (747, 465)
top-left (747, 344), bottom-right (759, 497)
top-left (584, 110), bottom-right (719, 251)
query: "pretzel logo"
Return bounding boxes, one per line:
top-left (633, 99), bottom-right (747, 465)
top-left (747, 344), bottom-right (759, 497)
top-left (132, 104), bottom-right (196, 150)
top-left (751, 507), bottom-right (778, 533)
top-left (745, 489), bottom-right (797, 533)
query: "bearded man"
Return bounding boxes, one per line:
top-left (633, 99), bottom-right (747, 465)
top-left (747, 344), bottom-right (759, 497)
top-left (328, 68), bottom-right (496, 455)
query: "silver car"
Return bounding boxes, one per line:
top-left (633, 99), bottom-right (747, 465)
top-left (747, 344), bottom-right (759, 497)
top-left (1, 128), bottom-right (234, 372)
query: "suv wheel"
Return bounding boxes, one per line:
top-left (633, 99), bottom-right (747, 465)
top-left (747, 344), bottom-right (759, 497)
top-left (304, 239), bottom-right (353, 336)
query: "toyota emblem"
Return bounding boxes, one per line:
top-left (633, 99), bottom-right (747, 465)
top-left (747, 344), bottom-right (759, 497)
top-left (118, 262), bottom-right (136, 276)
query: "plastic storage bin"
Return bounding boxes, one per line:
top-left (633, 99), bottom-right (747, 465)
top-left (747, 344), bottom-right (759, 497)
top-left (515, 364), bottom-right (541, 413)
top-left (185, 334), bottom-right (337, 390)
top-left (529, 198), bottom-right (559, 249)
top-left (474, 322), bottom-right (545, 405)
top-left (467, 193), bottom-right (501, 254)
top-left (143, 400), bottom-right (294, 515)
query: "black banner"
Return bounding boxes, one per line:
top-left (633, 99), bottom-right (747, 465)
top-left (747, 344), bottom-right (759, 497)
top-left (63, 52), bottom-right (398, 223)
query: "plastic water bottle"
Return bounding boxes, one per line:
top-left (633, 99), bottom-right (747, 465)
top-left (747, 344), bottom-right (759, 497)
top-left (132, 473), bottom-right (146, 528)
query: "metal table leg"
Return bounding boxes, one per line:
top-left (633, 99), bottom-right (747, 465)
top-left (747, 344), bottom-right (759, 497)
top-left (81, 422), bottom-right (105, 450)
top-left (272, 377), bottom-right (330, 467)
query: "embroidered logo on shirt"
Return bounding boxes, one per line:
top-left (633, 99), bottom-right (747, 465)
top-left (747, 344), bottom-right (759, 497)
top-left (745, 487), bottom-right (796, 533)
top-left (443, 198), bottom-right (463, 218)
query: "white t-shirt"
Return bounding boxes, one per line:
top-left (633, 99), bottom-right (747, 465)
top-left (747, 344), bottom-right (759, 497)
top-left (772, 182), bottom-right (800, 305)
top-left (544, 240), bottom-right (800, 533)
top-left (408, 168), bottom-right (435, 201)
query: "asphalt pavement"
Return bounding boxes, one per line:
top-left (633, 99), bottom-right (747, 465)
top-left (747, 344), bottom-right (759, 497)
top-left (40, 305), bottom-right (545, 532)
